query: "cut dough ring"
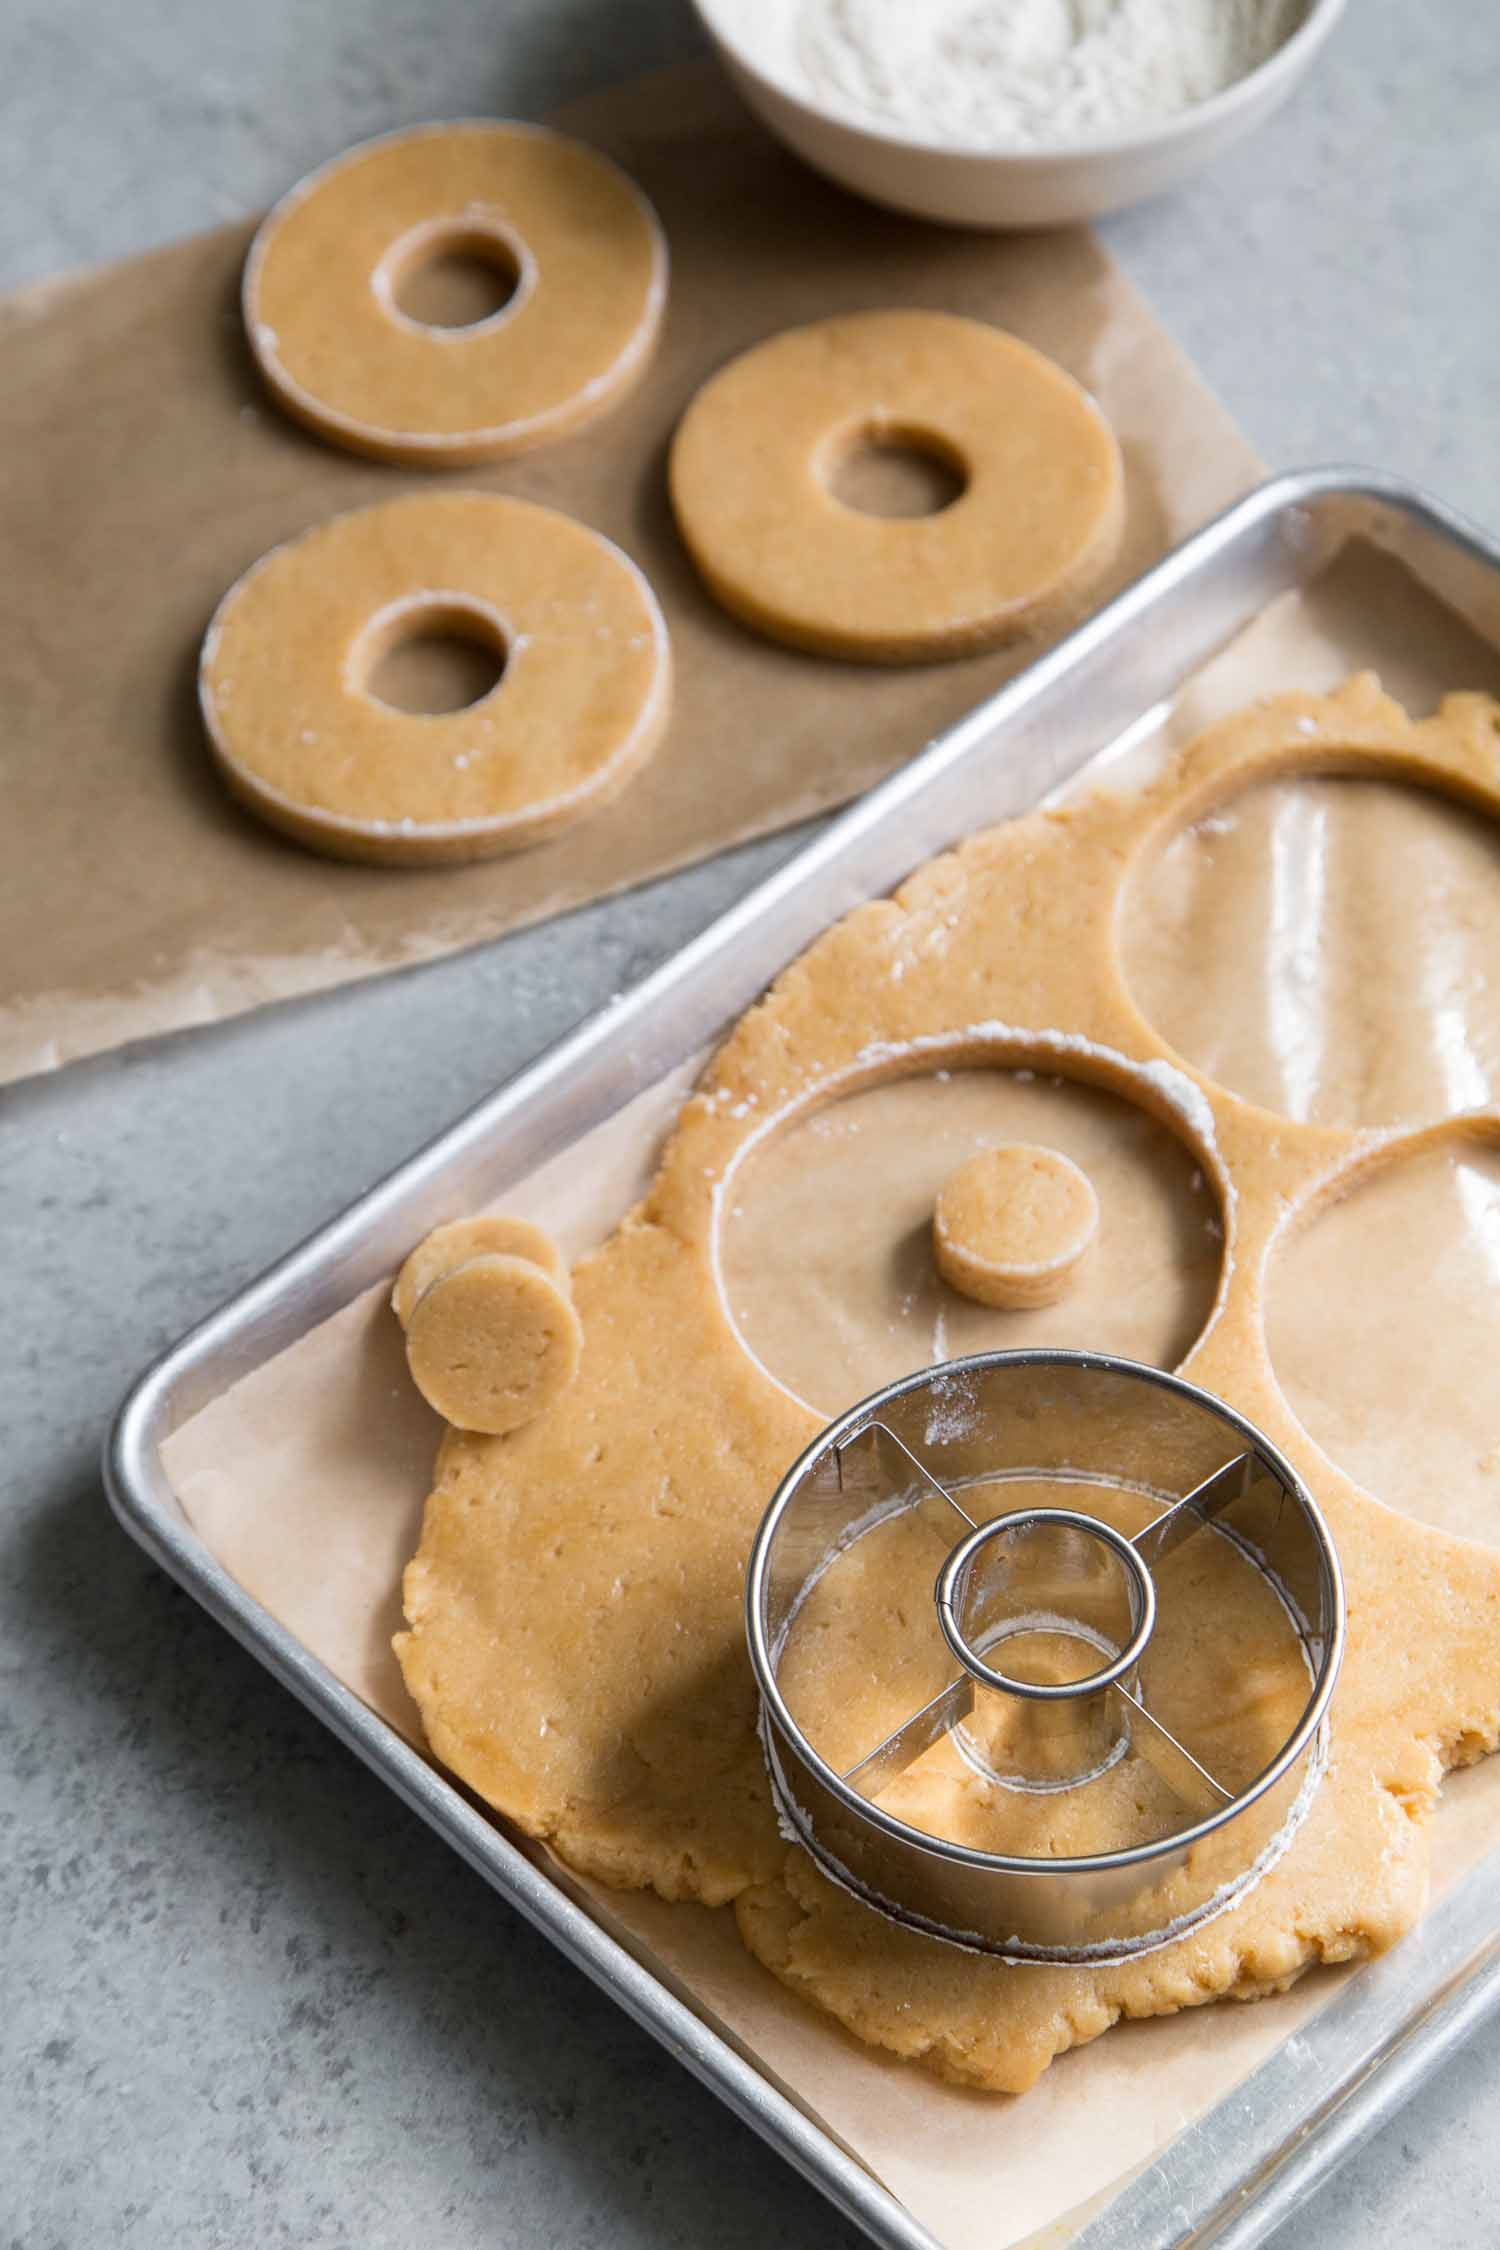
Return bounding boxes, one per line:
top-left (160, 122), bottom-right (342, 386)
top-left (243, 120), bottom-right (668, 465)
top-left (668, 309), bottom-right (1124, 664)
top-left (199, 491), bottom-right (672, 866)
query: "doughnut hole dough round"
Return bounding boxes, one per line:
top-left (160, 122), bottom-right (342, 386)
top-left (668, 309), bottom-right (1124, 663)
top-left (933, 1142), bottom-right (1100, 1308)
top-left (393, 1216), bottom-right (569, 1329)
top-left (243, 121), bottom-right (668, 464)
top-left (404, 1253), bottom-right (582, 1435)
top-left (199, 492), bottom-right (671, 866)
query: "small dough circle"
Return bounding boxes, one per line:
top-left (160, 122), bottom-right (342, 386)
top-left (393, 1216), bottom-right (569, 1329)
top-left (404, 1253), bottom-right (583, 1434)
top-left (933, 1143), bottom-right (1100, 1310)
top-left (668, 309), bottom-right (1123, 663)
top-left (243, 121), bottom-right (668, 464)
top-left (200, 492), bottom-right (672, 865)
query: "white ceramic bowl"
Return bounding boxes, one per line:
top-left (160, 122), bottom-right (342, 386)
top-left (689, 0), bottom-right (1345, 229)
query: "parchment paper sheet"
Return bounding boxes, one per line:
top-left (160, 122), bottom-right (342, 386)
top-left (162, 539), bottom-right (1500, 2250)
top-left (0, 63), bottom-right (1262, 1087)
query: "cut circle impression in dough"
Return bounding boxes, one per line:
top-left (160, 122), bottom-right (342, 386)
top-left (200, 491), bottom-right (672, 866)
top-left (243, 121), bottom-right (668, 464)
top-left (719, 1065), bottom-right (1222, 1418)
top-left (1267, 1129), bottom-right (1500, 1545)
top-left (933, 1141), bottom-right (1099, 1308)
top-left (1120, 770), bottom-right (1500, 1130)
top-left (668, 309), bottom-right (1124, 663)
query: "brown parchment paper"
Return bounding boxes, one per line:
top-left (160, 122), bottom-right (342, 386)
top-left (160, 537), bottom-right (1500, 2250)
top-left (0, 62), bottom-right (1262, 1087)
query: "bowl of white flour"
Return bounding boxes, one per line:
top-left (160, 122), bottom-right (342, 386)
top-left (690, 0), bottom-right (1344, 226)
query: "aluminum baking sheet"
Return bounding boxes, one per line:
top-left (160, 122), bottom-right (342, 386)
top-left (107, 469), bottom-right (1500, 2250)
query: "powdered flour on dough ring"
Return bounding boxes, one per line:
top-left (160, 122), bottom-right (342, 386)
top-left (668, 309), bottom-right (1124, 663)
top-left (200, 492), bottom-right (672, 867)
top-left (243, 121), bottom-right (668, 464)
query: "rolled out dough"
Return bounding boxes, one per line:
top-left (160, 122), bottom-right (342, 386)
top-left (397, 674), bottom-right (1500, 2090)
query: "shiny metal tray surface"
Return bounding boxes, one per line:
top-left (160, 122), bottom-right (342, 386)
top-left (107, 469), bottom-right (1500, 2250)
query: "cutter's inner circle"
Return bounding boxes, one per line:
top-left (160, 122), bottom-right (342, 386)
top-left (937, 1508), bottom-right (1156, 1698)
top-left (936, 1508), bottom-right (1156, 1792)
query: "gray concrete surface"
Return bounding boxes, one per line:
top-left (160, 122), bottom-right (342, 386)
top-left (3, 2), bottom-right (1499, 2244)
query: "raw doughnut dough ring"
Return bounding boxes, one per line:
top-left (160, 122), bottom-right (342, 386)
top-left (402, 1251), bottom-right (582, 1436)
top-left (933, 1141), bottom-right (1100, 1308)
top-left (392, 1216), bottom-right (569, 1329)
top-left (244, 121), bottom-right (668, 464)
top-left (668, 309), bottom-right (1124, 663)
top-left (200, 491), bottom-right (671, 866)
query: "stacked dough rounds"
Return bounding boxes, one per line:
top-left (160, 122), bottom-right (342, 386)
top-left (392, 1216), bottom-right (569, 1325)
top-left (244, 121), bottom-right (667, 465)
top-left (669, 309), bottom-right (1124, 662)
top-left (200, 492), bottom-right (671, 865)
top-left (393, 1218), bottom-right (581, 1436)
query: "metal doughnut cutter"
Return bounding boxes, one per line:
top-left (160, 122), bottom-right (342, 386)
top-left (745, 1351), bottom-right (1344, 1963)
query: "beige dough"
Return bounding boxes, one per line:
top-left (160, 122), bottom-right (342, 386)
top-left (933, 1142), bottom-right (1099, 1308)
top-left (393, 1216), bottom-right (569, 1328)
top-left (397, 672), bottom-right (1500, 2090)
top-left (243, 122), bottom-right (667, 464)
top-left (200, 492), bottom-right (671, 866)
top-left (668, 310), bottom-right (1123, 663)
top-left (404, 1253), bottom-right (581, 1435)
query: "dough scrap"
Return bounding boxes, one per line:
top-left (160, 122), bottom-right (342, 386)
top-left (669, 310), bottom-right (1124, 663)
top-left (244, 121), bottom-right (667, 464)
top-left (404, 1253), bottom-right (582, 1435)
top-left (933, 1142), bottom-right (1099, 1308)
top-left (200, 492), bottom-right (671, 866)
top-left (397, 673), bottom-right (1500, 2089)
top-left (393, 1216), bottom-right (569, 1328)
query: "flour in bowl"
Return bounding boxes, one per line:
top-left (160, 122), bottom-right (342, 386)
top-left (797, 0), bottom-right (1307, 148)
